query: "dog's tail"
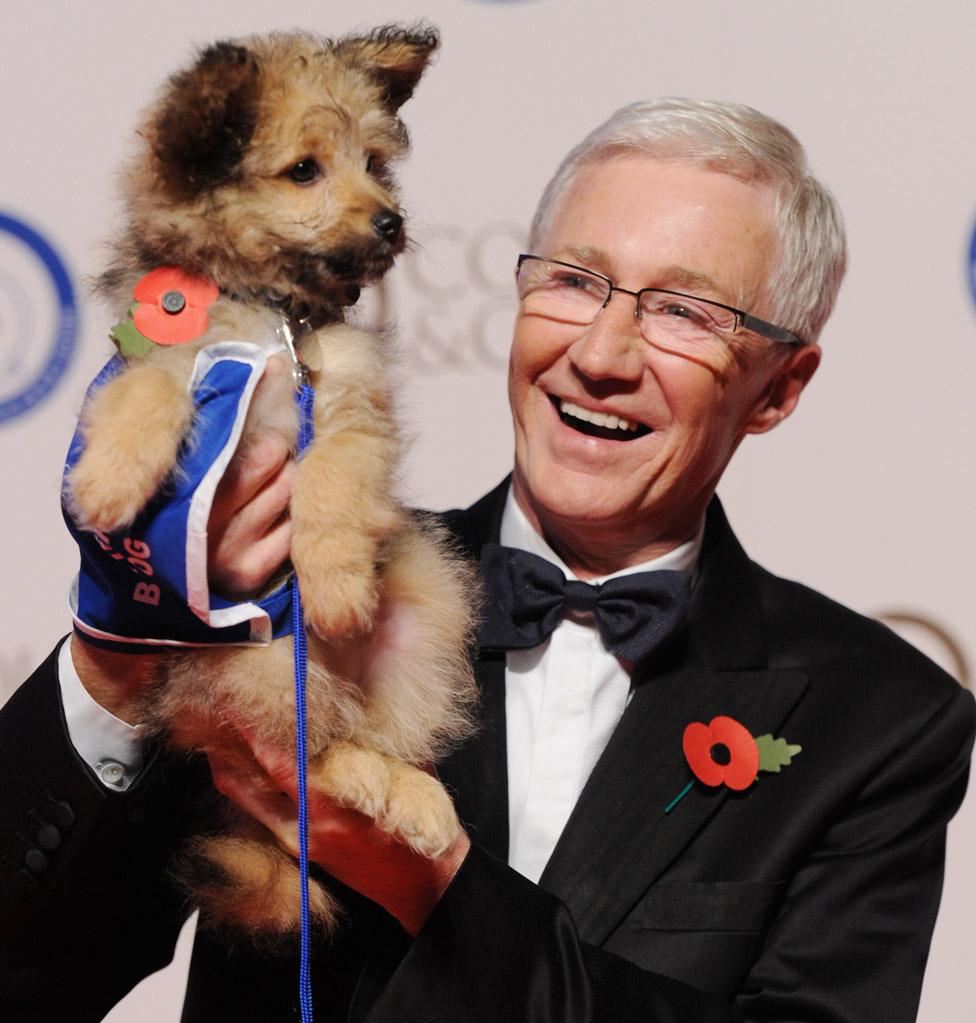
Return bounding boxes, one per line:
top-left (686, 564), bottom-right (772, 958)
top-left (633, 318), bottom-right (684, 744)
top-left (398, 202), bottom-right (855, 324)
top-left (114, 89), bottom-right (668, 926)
top-left (173, 814), bottom-right (339, 941)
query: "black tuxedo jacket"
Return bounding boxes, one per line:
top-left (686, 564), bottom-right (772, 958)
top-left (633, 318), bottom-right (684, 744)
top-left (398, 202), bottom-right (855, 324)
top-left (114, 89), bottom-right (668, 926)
top-left (2, 482), bottom-right (973, 1022)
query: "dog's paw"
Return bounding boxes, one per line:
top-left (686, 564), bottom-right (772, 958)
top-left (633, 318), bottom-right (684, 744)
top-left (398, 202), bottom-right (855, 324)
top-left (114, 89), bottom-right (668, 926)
top-left (313, 742), bottom-right (391, 819)
top-left (380, 763), bottom-right (461, 859)
top-left (300, 564), bottom-right (380, 639)
top-left (68, 455), bottom-right (153, 533)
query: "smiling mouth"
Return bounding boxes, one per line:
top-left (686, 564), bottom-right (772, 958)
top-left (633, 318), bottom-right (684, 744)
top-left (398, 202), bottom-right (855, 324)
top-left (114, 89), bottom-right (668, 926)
top-left (552, 396), bottom-right (651, 441)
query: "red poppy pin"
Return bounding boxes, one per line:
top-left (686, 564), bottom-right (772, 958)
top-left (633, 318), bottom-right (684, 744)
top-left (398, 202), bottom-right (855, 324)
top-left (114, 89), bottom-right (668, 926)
top-left (110, 267), bottom-right (218, 356)
top-left (664, 715), bottom-right (801, 814)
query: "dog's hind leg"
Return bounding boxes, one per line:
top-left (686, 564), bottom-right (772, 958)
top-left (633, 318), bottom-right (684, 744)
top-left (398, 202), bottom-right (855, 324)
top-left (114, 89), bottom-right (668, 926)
top-left (381, 758), bottom-right (463, 858)
top-left (312, 741), bottom-right (462, 860)
top-left (68, 360), bottom-right (194, 532)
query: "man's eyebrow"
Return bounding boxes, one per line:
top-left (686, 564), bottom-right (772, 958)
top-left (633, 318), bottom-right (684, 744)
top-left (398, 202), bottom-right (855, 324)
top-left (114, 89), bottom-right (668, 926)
top-left (545, 248), bottom-right (737, 306)
top-left (548, 244), bottom-right (612, 271)
top-left (652, 265), bottom-right (735, 305)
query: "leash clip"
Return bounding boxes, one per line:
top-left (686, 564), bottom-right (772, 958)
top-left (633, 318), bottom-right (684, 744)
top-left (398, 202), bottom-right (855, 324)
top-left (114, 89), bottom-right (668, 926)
top-left (277, 316), bottom-right (310, 391)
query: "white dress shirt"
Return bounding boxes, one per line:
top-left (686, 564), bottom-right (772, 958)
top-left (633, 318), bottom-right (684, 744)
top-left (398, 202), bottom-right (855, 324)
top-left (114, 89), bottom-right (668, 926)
top-left (58, 639), bottom-right (144, 791)
top-left (499, 491), bottom-right (702, 883)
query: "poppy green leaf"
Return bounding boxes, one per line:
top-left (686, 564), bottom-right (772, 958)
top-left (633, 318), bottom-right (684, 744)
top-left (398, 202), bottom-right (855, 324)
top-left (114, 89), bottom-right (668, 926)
top-left (110, 318), bottom-right (155, 358)
top-left (755, 733), bottom-right (802, 773)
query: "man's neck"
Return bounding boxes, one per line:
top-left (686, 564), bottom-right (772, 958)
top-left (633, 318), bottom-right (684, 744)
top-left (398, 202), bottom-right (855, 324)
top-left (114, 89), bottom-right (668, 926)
top-left (70, 634), bottom-right (163, 725)
top-left (506, 482), bottom-right (703, 582)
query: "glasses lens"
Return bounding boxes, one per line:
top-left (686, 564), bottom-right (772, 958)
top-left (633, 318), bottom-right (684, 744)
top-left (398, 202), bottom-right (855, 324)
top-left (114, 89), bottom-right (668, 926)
top-left (638, 291), bottom-right (737, 349)
top-left (516, 259), bottom-right (609, 325)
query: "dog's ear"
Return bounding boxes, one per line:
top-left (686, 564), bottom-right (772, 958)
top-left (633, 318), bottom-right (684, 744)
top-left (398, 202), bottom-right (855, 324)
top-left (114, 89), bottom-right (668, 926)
top-left (152, 42), bottom-right (260, 199)
top-left (335, 24), bottom-right (440, 111)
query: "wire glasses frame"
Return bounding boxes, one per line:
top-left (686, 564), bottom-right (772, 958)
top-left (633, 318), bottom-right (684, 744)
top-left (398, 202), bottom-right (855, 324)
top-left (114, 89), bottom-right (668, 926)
top-left (515, 254), bottom-right (807, 348)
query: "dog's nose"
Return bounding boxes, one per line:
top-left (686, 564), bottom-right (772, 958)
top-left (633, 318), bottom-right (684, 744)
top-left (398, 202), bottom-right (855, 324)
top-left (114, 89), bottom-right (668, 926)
top-left (372, 209), bottom-right (403, 243)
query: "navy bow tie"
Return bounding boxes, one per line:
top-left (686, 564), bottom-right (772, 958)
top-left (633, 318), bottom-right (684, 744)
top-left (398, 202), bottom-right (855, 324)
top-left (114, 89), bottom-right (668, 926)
top-left (477, 543), bottom-right (692, 663)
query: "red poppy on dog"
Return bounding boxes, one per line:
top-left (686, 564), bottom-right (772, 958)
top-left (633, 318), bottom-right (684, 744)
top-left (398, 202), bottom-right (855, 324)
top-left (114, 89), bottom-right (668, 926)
top-left (132, 266), bottom-right (218, 346)
top-left (682, 715), bottom-right (759, 791)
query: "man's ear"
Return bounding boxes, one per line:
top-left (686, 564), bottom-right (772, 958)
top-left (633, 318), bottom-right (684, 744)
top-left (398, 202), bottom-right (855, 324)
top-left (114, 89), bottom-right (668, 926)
top-left (151, 42), bottom-right (261, 200)
top-left (744, 344), bottom-right (821, 435)
top-left (335, 24), bottom-right (440, 110)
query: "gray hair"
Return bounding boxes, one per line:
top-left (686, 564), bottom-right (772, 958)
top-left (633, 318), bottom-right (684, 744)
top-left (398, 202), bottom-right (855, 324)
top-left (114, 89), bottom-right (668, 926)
top-left (528, 98), bottom-right (847, 344)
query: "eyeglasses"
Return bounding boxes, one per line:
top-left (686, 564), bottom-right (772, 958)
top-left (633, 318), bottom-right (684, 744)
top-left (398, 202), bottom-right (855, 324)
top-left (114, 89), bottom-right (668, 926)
top-left (515, 254), bottom-right (806, 350)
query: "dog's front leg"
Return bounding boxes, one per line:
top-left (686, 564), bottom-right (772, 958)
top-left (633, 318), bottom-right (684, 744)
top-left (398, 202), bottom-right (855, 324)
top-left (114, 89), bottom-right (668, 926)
top-left (68, 359), bottom-right (195, 533)
top-left (290, 326), bottom-right (403, 639)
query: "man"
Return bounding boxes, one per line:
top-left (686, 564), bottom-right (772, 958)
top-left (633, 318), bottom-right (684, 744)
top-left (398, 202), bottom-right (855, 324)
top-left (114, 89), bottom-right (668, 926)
top-left (2, 99), bottom-right (973, 1022)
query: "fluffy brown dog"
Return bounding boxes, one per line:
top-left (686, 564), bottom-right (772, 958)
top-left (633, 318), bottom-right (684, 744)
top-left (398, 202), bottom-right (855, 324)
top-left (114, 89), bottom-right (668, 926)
top-left (66, 26), bottom-right (477, 936)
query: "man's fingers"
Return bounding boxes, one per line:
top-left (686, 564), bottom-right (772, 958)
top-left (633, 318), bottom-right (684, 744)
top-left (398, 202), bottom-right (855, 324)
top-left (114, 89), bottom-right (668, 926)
top-left (227, 461), bottom-right (295, 544)
top-left (205, 370), bottom-right (297, 597)
top-left (210, 718), bottom-right (301, 801)
top-left (209, 517), bottom-right (293, 598)
top-left (212, 433), bottom-right (291, 519)
top-left (208, 458), bottom-right (294, 596)
top-left (245, 736), bottom-right (301, 799)
top-left (235, 516), bottom-right (293, 586)
top-left (209, 755), bottom-right (300, 854)
top-left (232, 458), bottom-right (292, 531)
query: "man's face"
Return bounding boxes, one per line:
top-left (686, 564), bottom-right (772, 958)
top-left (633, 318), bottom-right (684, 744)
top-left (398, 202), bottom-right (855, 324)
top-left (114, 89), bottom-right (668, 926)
top-left (508, 156), bottom-right (819, 568)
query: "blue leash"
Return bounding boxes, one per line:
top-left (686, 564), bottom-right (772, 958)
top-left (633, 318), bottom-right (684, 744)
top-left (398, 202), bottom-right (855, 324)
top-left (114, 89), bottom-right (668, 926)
top-left (292, 378), bottom-right (316, 1022)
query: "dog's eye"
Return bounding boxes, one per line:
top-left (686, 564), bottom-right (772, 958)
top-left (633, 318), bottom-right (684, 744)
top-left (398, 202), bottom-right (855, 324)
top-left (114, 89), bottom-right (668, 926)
top-left (287, 159), bottom-right (320, 184)
top-left (366, 154), bottom-right (376, 174)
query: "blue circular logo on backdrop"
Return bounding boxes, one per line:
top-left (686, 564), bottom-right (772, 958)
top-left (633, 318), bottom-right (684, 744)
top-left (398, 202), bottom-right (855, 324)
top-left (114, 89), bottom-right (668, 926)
top-left (967, 214), bottom-right (976, 312)
top-left (0, 212), bottom-right (78, 424)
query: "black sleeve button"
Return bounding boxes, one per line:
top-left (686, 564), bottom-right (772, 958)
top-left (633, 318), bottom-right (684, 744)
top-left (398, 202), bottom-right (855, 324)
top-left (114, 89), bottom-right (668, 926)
top-left (24, 847), bottom-right (49, 874)
top-left (42, 791), bottom-right (75, 830)
top-left (29, 810), bottom-right (62, 851)
top-left (36, 824), bottom-right (62, 851)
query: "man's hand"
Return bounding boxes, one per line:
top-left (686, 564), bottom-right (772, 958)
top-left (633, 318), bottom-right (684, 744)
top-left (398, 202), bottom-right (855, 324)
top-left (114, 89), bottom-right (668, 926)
top-left (209, 737), bottom-right (471, 937)
top-left (207, 357), bottom-right (295, 597)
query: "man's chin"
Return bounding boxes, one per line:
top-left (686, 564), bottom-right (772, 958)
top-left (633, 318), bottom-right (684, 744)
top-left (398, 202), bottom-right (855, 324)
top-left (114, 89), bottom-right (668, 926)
top-left (514, 463), bottom-right (644, 535)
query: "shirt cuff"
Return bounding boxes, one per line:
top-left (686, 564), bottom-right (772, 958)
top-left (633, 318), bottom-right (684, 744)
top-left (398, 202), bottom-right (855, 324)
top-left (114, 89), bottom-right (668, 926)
top-left (58, 637), bottom-right (145, 791)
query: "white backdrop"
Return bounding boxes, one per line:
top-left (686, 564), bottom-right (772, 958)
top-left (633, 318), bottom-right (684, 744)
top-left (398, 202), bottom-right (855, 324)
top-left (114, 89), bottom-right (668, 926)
top-left (1, 1), bottom-right (973, 1019)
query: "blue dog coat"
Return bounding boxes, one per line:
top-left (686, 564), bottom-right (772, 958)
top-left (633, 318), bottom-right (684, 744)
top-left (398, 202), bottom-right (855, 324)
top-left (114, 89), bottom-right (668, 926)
top-left (63, 341), bottom-right (294, 649)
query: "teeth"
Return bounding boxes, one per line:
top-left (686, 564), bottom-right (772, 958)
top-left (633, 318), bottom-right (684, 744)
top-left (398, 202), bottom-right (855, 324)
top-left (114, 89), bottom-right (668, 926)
top-left (560, 400), bottom-right (640, 432)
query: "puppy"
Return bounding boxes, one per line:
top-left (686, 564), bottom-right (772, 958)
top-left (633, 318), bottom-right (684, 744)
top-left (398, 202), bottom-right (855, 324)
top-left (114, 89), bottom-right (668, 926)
top-left (65, 26), bottom-right (477, 936)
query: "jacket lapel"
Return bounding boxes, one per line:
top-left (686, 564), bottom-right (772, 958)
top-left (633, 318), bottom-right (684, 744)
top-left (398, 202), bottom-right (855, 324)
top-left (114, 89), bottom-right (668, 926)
top-left (537, 498), bottom-right (809, 945)
top-left (438, 485), bottom-right (808, 946)
top-left (538, 659), bottom-right (807, 945)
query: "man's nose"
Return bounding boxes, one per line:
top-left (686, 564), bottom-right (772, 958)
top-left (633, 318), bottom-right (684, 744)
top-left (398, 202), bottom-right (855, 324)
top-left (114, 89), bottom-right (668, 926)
top-left (567, 290), bottom-right (644, 382)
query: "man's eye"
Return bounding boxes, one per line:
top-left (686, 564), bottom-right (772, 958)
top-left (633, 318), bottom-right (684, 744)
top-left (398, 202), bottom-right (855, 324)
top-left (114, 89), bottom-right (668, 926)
top-left (553, 273), bottom-right (600, 293)
top-left (652, 299), bottom-right (709, 325)
top-left (287, 159), bottom-right (320, 184)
